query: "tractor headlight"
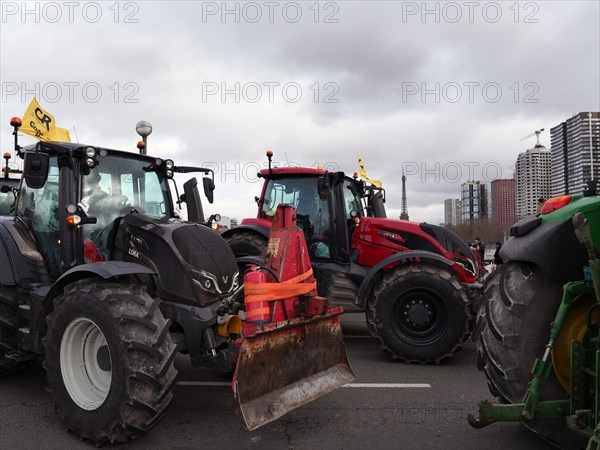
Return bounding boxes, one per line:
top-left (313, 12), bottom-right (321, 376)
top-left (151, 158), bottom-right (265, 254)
top-left (229, 272), bottom-right (240, 292)
top-left (165, 159), bottom-right (174, 170)
top-left (166, 169), bottom-right (174, 178)
top-left (85, 158), bottom-right (95, 167)
top-left (85, 147), bottom-right (96, 158)
top-left (191, 269), bottom-right (219, 294)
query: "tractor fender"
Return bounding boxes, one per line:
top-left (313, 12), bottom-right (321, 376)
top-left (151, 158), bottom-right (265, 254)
top-left (221, 223), bottom-right (270, 240)
top-left (26, 262), bottom-right (156, 354)
top-left (500, 217), bottom-right (588, 281)
top-left (356, 250), bottom-right (454, 309)
top-left (46, 261), bottom-right (156, 302)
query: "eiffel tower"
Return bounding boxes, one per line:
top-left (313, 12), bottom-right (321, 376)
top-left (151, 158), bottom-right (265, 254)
top-left (400, 172), bottom-right (409, 220)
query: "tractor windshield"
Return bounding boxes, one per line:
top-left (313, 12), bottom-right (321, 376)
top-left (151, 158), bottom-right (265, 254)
top-left (82, 155), bottom-right (173, 232)
top-left (261, 177), bottom-right (332, 257)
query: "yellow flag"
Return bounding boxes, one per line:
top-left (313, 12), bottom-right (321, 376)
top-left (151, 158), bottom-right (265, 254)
top-left (358, 155), bottom-right (382, 188)
top-left (20, 98), bottom-right (71, 142)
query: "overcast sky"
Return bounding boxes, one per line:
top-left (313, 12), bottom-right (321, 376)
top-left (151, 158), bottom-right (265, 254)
top-left (1, 1), bottom-right (599, 224)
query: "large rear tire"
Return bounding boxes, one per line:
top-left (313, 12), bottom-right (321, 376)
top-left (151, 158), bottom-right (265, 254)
top-left (0, 287), bottom-right (38, 376)
top-left (366, 264), bottom-right (473, 363)
top-left (476, 261), bottom-right (583, 447)
top-left (225, 232), bottom-right (267, 257)
top-left (44, 279), bottom-right (177, 445)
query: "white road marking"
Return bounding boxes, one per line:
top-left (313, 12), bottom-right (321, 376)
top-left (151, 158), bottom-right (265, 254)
top-left (176, 381), bottom-right (430, 388)
top-left (343, 383), bottom-right (430, 388)
top-left (177, 381), bottom-right (231, 386)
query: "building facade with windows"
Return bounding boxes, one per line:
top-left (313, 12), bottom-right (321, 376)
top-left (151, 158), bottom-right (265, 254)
top-left (491, 178), bottom-right (516, 232)
top-left (550, 112), bottom-right (600, 196)
top-left (515, 147), bottom-right (551, 219)
top-left (444, 198), bottom-right (461, 226)
top-left (460, 181), bottom-right (487, 222)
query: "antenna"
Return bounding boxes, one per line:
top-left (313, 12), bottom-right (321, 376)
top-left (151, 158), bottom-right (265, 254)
top-left (520, 128), bottom-right (545, 148)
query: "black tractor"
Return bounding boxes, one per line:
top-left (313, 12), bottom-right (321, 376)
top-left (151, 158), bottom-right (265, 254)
top-left (0, 119), bottom-right (351, 444)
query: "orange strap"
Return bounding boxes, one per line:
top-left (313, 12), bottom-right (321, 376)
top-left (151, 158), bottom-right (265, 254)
top-left (245, 268), bottom-right (317, 303)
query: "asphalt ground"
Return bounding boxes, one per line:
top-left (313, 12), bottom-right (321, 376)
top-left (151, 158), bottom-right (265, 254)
top-left (0, 313), bottom-right (556, 450)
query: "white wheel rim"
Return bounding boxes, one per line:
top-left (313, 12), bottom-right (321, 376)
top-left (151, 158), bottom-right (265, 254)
top-left (60, 317), bottom-right (112, 410)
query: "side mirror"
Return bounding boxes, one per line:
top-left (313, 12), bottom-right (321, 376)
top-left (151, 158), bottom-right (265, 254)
top-left (369, 191), bottom-right (387, 218)
top-left (183, 177), bottom-right (205, 223)
top-left (203, 176), bottom-right (215, 204)
top-left (24, 151), bottom-right (49, 189)
top-left (317, 175), bottom-right (330, 201)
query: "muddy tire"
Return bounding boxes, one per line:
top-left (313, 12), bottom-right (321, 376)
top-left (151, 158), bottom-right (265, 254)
top-left (225, 232), bottom-right (267, 257)
top-left (0, 287), bottom-right (38, 376)
top-left (366, 264), bottom-right (473, 363)
top-left (323, 272), bottom-right (361, 312)
top-left (476, 261), bottom-right (582, 447)
top-left (44, 279), bottom-right (177, 445)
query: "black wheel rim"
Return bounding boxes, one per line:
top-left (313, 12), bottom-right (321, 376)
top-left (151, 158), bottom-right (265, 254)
top-left (393, 288), bottom-right (448, 345)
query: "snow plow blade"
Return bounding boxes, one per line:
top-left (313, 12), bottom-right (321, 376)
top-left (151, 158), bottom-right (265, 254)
top-left (233, 306), bottom-right (355, 431)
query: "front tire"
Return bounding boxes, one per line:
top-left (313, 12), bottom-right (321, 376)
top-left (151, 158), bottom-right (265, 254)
top-left (366, 264), bottom-right (473, 363)
top-left (45, 279), bottom-right (177, 445)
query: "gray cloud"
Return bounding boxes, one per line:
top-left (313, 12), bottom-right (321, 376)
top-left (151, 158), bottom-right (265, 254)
top-left (1, 0), bottom-right (598, 224)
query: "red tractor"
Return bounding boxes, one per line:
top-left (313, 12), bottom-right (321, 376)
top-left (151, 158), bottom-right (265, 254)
top-left (224, 153), bottom-right (480, 363)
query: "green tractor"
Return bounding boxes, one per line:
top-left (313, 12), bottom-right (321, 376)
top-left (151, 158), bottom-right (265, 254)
top-left (470, 186), bottom-right (600, 448)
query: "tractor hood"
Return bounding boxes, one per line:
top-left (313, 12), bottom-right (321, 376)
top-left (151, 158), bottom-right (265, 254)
top-left (353, 217), bottom-right (477, 277)
top-left (112, 213), bottom-right (240, 307)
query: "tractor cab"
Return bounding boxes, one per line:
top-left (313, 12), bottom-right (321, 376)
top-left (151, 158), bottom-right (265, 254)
top-left (15, 145), bottom-right (191, 276)
top-left (259, 170), bottom-right (361, 262)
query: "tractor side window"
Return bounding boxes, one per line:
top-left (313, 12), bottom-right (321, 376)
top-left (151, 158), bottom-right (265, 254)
top-left (342, 180), bottom-right (363, 218)
top-left (17, 156), bottom-right (61, 277)
top-left (0, 182), bottom-right (17, 216)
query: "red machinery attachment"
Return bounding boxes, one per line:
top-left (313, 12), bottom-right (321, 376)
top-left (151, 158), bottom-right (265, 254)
top-left (233, 204), bottom-right (355, 430)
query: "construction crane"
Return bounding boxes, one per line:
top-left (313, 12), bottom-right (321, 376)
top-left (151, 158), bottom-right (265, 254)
top-left (521, 128), bottom-right (545, 148)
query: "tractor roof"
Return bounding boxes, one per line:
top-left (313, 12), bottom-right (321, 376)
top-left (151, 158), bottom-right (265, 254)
top-left (259, 167), bottom-right (325, 177)
top-left (21, 142), bottom-right (159, 162)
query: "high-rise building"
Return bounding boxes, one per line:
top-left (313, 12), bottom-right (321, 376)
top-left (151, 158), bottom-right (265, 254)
top-left (444, 198), bottom-right (461, 226)
top-left (550, 112), bottom-right (600, 196)
top-left (491, 178), bottom-right (516, 232)
top-left (515, 147), bottom-right (551, 219)
top-left (460, 181), bottom-right (487, 222)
